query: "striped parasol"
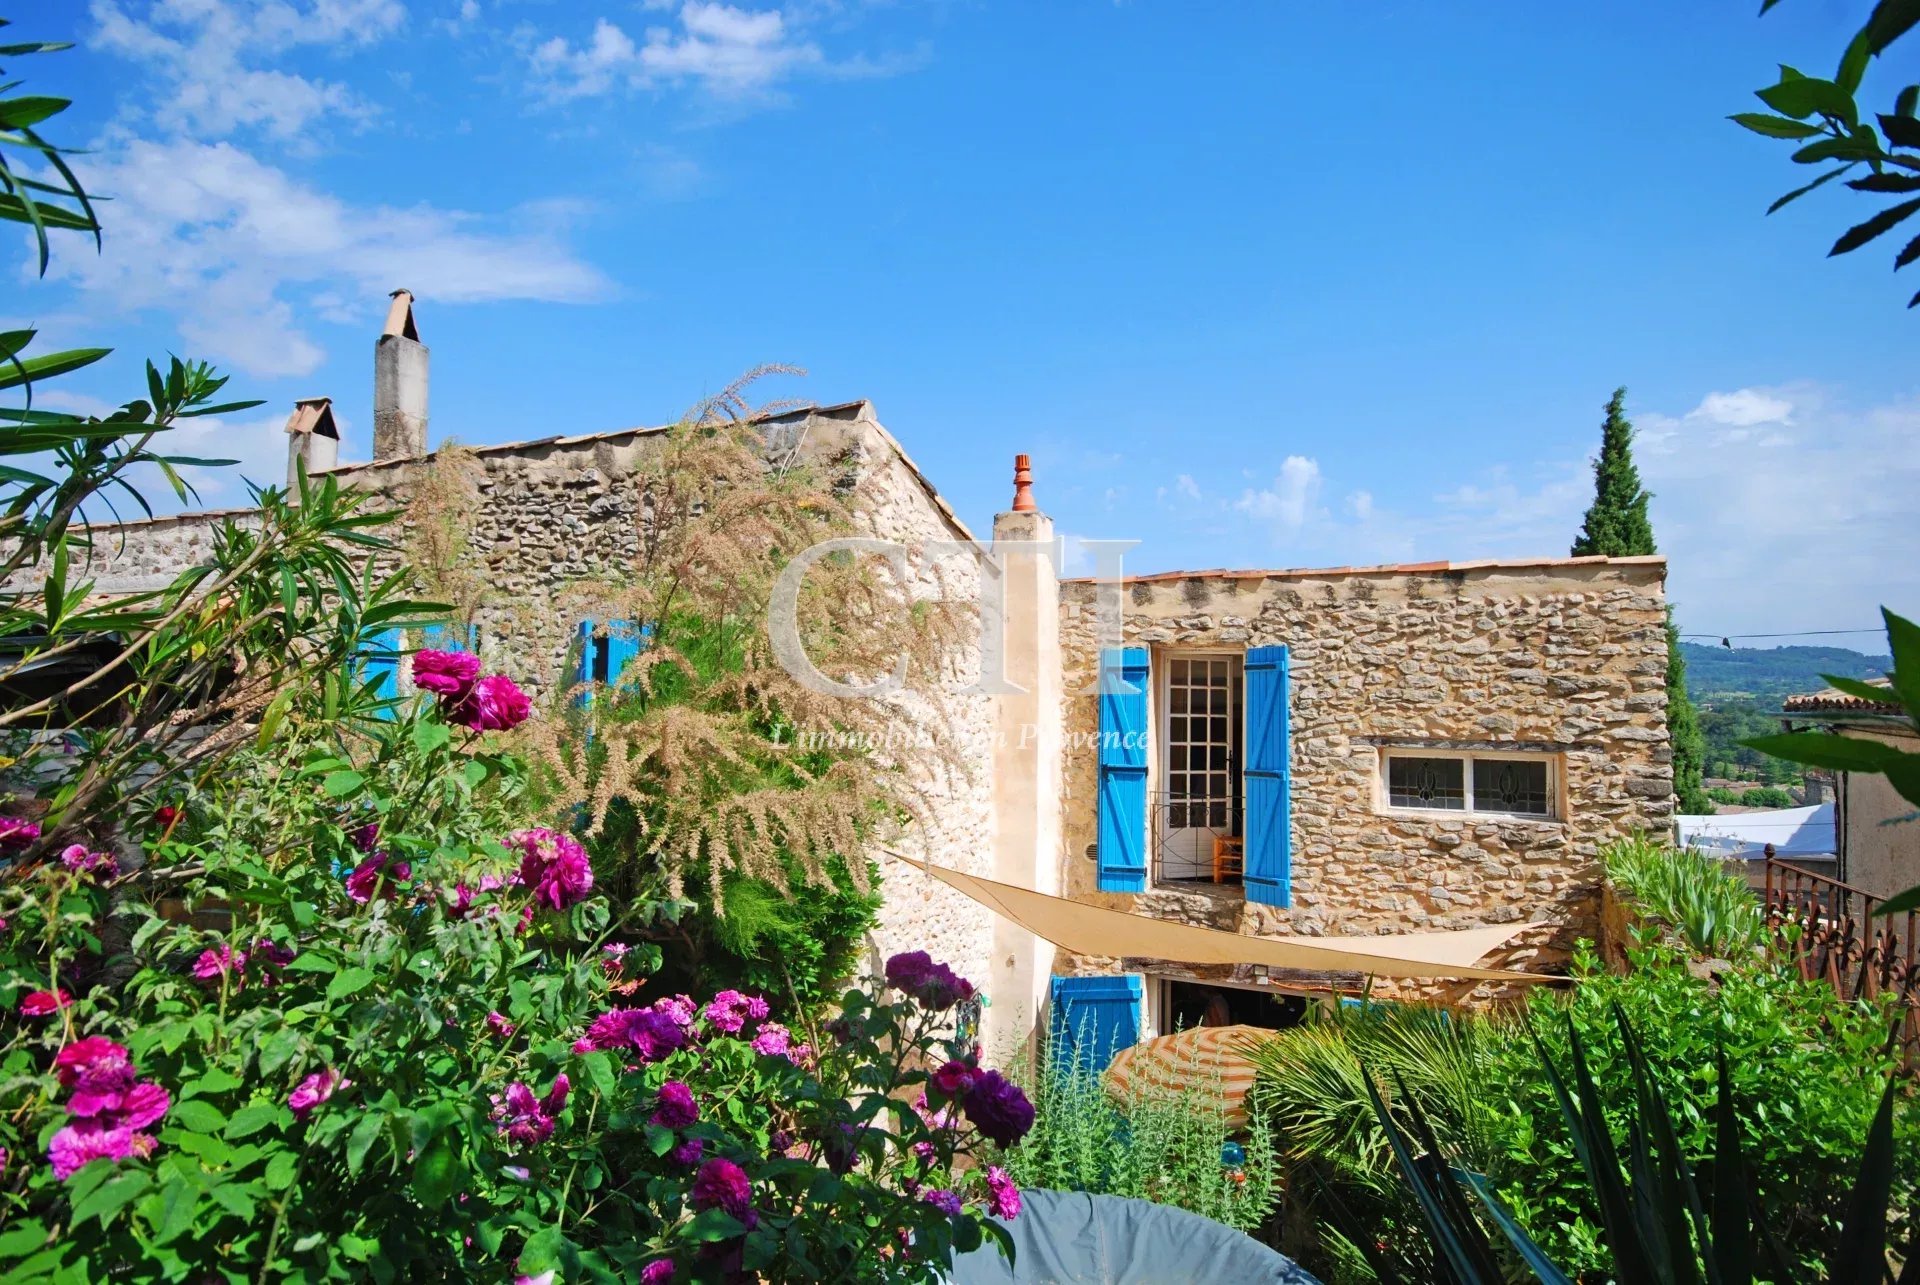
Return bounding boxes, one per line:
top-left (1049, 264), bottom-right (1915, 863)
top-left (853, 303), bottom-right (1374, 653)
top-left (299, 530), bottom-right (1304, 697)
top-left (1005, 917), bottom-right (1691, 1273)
top-left (1103, 1024), bottom-right (1277, 1129)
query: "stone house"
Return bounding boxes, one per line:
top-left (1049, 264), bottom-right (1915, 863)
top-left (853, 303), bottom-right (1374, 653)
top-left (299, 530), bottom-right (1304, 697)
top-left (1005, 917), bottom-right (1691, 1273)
top-left (42, 294), bottom-right (1676, 1060)
top-left (1782, 680), bottom-right (1917, 900)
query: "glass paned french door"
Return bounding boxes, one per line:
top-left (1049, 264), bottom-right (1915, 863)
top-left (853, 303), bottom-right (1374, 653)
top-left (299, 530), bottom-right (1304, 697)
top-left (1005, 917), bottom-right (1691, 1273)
top-left (1159, 654), bottom-right (1243, 880)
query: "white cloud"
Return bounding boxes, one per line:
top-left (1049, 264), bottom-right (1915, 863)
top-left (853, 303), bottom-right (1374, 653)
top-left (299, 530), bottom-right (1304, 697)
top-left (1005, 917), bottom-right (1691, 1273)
top-left (1200, 384), bottom-right (1917, 637)
top-left (1688, 387), bottom-right (1793, 428)
top-left (92, 0), bottom-right (406, 142)
top-left (1235, 455), bottom-right (1324, 534)
top-left (1173, 473), bottom-right (1201, 502)
top-left (53, 138), bottom-right (611, 377)
top-left (525, 2), bottom-right (908, 103)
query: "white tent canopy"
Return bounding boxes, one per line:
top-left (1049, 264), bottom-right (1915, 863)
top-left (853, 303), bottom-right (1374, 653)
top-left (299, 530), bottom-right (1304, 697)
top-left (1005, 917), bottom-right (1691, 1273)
top-left (1676, 803), bottom-right (1835, 862)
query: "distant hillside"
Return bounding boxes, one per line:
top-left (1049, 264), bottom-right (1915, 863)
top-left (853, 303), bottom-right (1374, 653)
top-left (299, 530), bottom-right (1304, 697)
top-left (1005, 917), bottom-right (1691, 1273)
top-left (1680, 642), bottom-right (1890, 707)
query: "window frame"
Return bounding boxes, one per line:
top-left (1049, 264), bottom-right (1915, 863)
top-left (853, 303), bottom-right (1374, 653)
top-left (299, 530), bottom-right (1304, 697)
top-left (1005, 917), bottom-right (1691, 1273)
top-left (1377, 747), bottom-right (1563, 821)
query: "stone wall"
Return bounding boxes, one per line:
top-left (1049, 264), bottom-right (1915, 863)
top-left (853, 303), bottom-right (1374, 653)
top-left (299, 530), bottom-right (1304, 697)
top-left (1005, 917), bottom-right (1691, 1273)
top-left (31, 402), bottom-right (999, 1006)
top-left (1054, 558), bottom-right (1673, 1003)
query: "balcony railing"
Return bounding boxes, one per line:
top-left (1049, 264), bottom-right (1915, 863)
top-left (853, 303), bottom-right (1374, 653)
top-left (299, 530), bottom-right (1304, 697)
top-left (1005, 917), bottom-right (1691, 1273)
top-left (1148, 791), bottom-right (1243, 889)
top-left (1763, 858), bottom-right (1920, 1063)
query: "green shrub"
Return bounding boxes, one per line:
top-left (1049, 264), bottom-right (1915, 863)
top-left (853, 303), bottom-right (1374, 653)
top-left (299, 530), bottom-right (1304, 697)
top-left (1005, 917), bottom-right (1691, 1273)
top-left (1483, 942), bottom-right (1917, 1279)
top-left (997, 1040), bottom-right (1281, 1235)
top-left (1603, 833), bottom-right (1764, 957)
top-left (1247, 947), bottom-right (1917, 1280)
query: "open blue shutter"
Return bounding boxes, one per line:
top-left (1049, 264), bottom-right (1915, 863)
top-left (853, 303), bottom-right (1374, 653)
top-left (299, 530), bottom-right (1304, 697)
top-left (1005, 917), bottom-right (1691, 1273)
top-left (604, 619), bottom-right (648, 689)
top-left (361, 627), bottom-right (402, 720)
top-left (1096, 647), bottom-right (1149, 892)
top-left (1049, 974), bottom-right (1142, 1077)
top-left (572, 618), bottom-right (596, 709)
top-left (420, 622), bottom-right (477, 654)
top-left (1243, 644), bottom-right (1292, 907)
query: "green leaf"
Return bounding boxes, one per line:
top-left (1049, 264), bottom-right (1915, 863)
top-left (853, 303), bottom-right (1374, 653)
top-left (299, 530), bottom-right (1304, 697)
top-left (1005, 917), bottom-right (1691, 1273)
top-left (412, 720), bottom-right (451, 753)
top-left (1829, 195), bottom-right (1920, 256)
top-left (1768, 165), bottom-right (1852, 214)
top-left (327, 966), bottom-right (375, 999)
top-left (1756, 74), bottom-right (1855, 123)
top-left (1730, 112), bottom-right (1823, 139)
top-left (686, 1208), bottom-right (747, 1243)
top-left (410, 1136), bottom-right (460, 1207)
top-left (1837, 28), bottom-right (1873, 95)
top-left (167, 1099), bottom-right (227, 1132)
top-left (148, 1175), bottom-right (199, 1245)
top-left (346, 1109), bottom-right (385, 1176)
top-left (285, 952), bottom-right (336, 974)
top-left (1873, 881), bottom-right (1920, 915)
top-left (183, 1068), bottom-right (243, 1098)
top-left (1849, 172), bottom-right (1920, 193)
top-left (0, 1221), bottom-right (48, 1256)
top-left (68, 1171), bottom-right (150, 1229)
top-left (225, 1103), bottom-right (282, 1140)
top-left (1880, 607), bottom-right (1920, 712)
top-left (322, 769), bottom-right (365, 798)
top-left (0, 345), bottom-right (110, 391)
top-left (1742, 731), bottom-right (1905, 773)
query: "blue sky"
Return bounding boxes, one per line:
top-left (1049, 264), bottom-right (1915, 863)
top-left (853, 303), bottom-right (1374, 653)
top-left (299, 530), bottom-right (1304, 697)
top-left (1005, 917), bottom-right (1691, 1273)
top-left (15, 1), bottom-right (1919, 644)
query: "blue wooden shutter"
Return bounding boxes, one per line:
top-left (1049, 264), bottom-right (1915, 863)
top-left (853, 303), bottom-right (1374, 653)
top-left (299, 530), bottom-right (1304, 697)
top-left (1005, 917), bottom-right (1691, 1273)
top-left (420, 622), bottom-right (478, 654)
top-left (604, 619), bottom-right (648, 689)
top-left (361, 627), bottom-right (402, 720)
top-left (1243, 644), bottom-right (1292, 907)
top-left (1096, 647), bottom-right (1149, 892)
top-left (572, 618), bottom-right (596, 709)
top-left (1049, 974), bottom-right (1142, 1077)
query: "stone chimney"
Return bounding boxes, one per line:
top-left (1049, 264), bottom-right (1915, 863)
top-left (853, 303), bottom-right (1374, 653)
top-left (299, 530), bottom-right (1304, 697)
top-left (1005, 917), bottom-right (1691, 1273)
top-left (283, 396), bottom-right (339, 488)
top-left (986, 452), bottom-right (1063, 1053)
top-left (373, 288), bottom-right (427, 460)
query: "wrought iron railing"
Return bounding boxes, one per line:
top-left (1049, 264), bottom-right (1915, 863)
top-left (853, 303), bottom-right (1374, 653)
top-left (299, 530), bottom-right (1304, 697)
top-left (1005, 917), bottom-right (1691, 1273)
top-left (1148, 791), bottom-right (1243, 888)
top-left (1763, 858), bottom-right (1920, 1063)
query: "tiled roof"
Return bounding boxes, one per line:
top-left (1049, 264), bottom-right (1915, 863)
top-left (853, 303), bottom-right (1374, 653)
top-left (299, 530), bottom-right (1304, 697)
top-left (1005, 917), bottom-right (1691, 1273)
top-left (1060, 554), bottom-right (1666, 585)
top-left (1784, 678), bottom-right (1901, 716)
top-left (71, 400), bottom-right (978, 543)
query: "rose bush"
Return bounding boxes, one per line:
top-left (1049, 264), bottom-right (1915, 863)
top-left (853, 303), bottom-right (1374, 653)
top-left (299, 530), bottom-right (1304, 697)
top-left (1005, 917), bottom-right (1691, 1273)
top-left (0, 679), bottom-right (1024, 1282)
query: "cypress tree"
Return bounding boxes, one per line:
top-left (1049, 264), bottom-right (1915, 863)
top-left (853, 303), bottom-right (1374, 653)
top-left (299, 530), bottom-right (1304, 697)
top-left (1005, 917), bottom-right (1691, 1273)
top-left (1570, 388), bottom-right (1712, 814)
top-left (1571, 389), bottom-right (1656, 558)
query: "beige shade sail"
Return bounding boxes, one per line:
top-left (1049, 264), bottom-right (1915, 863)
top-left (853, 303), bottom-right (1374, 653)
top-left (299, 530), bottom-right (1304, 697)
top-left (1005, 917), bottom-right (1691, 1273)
top-left (1104, 1025), bottom-right (1275, 1128)
top-left (900, 858), bottom-right (1551, 983)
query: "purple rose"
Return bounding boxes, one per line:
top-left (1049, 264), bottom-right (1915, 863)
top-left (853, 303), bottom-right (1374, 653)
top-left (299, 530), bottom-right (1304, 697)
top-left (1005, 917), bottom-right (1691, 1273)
top-left (638, 1260), bottom-right (675, 1283)
top-left (962, 1070), bottom-right (1035, 1148)
top-left (411, 648), bottom-right (480, 700)
top-left (931, 1059), bottom-right (979, 1098)
top-left (349, 821), bottom-right (382, 853)
top-left (690, 1157), bottom-right (755, 1225)
top-left (885, 950), bottom-right (935, 992)
top-left (883, 951), bottom-right (974, 1011)
top-left (922, 1187), bottom-right (963, 1216)
top-left (668, 1136), bottom-right (704, 1166)
top-left (651, 1081), bottom-right (699, 1130)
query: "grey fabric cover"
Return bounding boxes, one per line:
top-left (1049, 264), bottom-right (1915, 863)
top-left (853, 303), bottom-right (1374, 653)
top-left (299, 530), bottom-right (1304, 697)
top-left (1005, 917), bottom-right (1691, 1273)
top-left (945, 1189), bottom-right (1320, 1285)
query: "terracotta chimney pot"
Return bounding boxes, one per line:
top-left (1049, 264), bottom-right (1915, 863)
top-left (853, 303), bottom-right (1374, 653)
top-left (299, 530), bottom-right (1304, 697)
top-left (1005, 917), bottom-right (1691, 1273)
top-left (1011, 453), bottom-right (1036, 513)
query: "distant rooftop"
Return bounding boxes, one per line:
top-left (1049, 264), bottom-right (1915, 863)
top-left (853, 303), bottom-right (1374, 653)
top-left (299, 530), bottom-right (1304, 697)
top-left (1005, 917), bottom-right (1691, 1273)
top-left (1784, 677), bottom-right (1901, 716)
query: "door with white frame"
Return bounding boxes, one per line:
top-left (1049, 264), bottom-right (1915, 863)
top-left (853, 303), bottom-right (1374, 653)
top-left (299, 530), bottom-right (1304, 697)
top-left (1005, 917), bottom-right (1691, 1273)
top-left (1156, 652), bottom-right (1244, 881)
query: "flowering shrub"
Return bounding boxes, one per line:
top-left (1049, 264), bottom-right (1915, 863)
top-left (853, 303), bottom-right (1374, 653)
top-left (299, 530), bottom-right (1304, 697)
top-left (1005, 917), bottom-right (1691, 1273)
top-left (0, 683), bottom-right (1023, 1282)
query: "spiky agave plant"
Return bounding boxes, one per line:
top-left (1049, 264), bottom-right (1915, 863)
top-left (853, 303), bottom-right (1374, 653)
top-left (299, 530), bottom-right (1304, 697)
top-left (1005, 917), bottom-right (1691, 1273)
top-left (1360, 1002), bottom-right (1913, 1285)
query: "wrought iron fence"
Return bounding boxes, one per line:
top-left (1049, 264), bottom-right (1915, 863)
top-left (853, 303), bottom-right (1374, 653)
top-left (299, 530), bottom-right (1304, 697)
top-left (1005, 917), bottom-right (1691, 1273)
top-left (1763, 857), bottom-right (1920, 1064)
top-left (1148, 791), bottom-right (1243, 888)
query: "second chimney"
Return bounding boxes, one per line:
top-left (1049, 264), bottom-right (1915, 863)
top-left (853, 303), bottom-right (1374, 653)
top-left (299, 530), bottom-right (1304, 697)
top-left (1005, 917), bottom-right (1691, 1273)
top-left (373, 288), bottom-right (428, 460)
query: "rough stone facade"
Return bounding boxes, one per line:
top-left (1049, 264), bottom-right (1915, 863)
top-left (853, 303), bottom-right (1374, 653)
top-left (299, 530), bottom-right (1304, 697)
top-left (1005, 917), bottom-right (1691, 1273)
top-left (39, 402), bottom-right (1000, 1020)
top-left (1054, 558), bottom-right (1673, 1003)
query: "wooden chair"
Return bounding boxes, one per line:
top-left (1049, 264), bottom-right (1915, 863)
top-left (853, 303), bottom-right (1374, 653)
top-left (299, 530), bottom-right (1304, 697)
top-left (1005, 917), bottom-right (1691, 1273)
top-left (1212, 835), bottom-right (1244, 884)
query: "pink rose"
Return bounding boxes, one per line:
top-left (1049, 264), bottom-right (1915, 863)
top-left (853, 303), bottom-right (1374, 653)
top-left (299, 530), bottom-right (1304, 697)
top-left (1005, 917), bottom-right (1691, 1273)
top-left (20, 989), bottom-right (71, 1017)
top-left (412, 648), bottom-right (481, 700)
top-left (450, 674), bottom-right (532, 732)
